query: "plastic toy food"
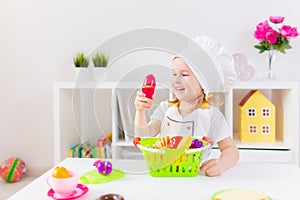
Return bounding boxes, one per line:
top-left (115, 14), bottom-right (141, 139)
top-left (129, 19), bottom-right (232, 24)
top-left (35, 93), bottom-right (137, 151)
top-left (99, 193), bottom-right (124, 200)
top-left (133, 137), bottom-right (141, 147)
top-left (212, 188), bottom-right (270, 200)
top-left (155, 136), bottom-right (170, 149)
top-left (176, 136), bottom-right (193, 150)
top-left (190, 139), bottom-right (203, 148)
top-left (168, 136), bottom-right (183, 148)
top-left (52, 166), bottom-right (70, 178)
top-left (202, 136), bottom-right (213, 146)
top-left (142, 74), bottom-right (156, 99)
top-left (93, 160), bottom-right (112, 175)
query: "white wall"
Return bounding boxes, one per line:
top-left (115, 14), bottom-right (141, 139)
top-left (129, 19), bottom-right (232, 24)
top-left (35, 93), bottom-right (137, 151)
top-left (1, 0), bottom-right (300, 173)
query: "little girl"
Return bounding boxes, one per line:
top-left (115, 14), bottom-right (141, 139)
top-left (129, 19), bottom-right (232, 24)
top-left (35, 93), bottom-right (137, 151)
top-left (134, 37), bottom-right (239, 177)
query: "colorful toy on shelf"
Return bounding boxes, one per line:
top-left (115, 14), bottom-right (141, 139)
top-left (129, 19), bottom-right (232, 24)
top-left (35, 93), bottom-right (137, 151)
top-left (93, 160), bottom-right (112, 175)
top-left (0, 157), bottom-right (26, 183)
top-left (142, 74), bottom-right (156, 99)
top-left (238, 90), bottom-right (276, 142)
top-left (233, 53), bottom-right (256, 82)
top-left (68, 142), bottom-right (93, 158)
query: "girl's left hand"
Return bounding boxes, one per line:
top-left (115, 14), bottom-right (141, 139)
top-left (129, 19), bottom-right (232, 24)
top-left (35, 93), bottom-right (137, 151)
top-left (200, 159), bottom-right (224, 177)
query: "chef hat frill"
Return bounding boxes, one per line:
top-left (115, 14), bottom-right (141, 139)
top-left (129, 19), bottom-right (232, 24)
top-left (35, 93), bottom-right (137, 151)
top-left (175, 36), bottom-right (237, 106)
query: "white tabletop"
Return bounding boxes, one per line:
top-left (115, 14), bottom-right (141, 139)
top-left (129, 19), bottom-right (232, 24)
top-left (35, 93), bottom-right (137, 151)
top-left (8, 158), bottom-right (300, 200)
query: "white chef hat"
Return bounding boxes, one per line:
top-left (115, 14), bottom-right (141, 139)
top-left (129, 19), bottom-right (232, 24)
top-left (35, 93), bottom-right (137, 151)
top-left (174, 36), bottom-right (236, 106)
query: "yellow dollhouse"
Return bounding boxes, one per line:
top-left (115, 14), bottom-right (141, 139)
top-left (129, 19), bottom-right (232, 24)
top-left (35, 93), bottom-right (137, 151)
top-left (238, 90), bottom-right (276, 142)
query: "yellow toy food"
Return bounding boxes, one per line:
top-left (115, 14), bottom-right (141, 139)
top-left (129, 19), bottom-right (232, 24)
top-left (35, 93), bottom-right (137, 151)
top-left (176, 136), bottom-right (193, 150)
top-left (52, 166), bottom-right (70, 178)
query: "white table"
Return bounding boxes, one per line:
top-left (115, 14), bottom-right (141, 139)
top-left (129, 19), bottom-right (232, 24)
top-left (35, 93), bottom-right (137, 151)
top-left (8, 158), bottom-right (300, 200)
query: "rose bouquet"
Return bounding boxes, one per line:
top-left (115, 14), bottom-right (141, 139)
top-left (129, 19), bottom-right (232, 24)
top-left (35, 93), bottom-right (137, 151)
top-left (254, 16), bottom-right (299, 53)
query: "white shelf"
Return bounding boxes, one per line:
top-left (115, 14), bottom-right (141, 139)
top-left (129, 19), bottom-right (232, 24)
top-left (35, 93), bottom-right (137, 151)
top-left (53, 81), bottom-right (300, 166)
top-left (233, 81), bottom-right (298, 89)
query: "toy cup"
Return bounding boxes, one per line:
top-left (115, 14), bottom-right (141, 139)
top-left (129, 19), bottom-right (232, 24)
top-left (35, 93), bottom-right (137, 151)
top-left (142, 74), bottom-right (156, 99)
top-left (47, 171), bottom-right (78, 196)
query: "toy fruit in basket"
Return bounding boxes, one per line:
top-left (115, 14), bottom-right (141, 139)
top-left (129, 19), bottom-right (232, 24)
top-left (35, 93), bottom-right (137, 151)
top-left (202, 136), bottom-right (213, 145)
top-left (136, 137), bottom-right (211, 177)
top-left (176, 136), bottom-right (193, 150)
top-left (190, 139), bottom-right (203, 148)
top-left (133, 137), bottom-right (141, 147)
top-left (142, 74), bottom-right (156, 99)
top-left (168, 136), bottom-right (183, 148)
top-left (154, 136), bottom-right (170, 149)
top-left (52, 166), bottom-right (70, 178)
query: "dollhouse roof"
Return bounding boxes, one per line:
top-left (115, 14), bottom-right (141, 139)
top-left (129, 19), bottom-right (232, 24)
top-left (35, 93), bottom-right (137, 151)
top-left (239, 89), bottom-right (257, 107)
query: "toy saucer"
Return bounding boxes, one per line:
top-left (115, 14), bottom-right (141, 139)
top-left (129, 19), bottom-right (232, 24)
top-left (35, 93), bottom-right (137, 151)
top-left (47, 184), bottom-right (88, 200)
top-left (211, 188), bottom-right (272, 200)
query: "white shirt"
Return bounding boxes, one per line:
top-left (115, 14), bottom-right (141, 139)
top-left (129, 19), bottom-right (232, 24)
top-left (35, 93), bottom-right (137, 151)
top-left (151, 101), bottom-right (231, 145)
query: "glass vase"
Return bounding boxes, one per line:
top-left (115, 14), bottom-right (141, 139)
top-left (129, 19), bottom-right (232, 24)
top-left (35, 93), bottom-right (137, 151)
top-left (266, 50), bottom-right (277, 80)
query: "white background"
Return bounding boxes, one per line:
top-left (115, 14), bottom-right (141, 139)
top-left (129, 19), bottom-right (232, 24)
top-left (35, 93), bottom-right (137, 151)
top-left (1, 0), bottom-right (300, 173)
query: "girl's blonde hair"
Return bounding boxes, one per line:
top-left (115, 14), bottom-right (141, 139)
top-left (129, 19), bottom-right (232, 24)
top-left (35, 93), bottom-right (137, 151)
top-left (168, 94), bottom-right (210, 109)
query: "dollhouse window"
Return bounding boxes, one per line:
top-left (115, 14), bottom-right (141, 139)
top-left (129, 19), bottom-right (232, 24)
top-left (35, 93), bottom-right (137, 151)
top-left (262, 125), bottom-right (270, 134)
top-left (262, 108), bottom-right (270, 117)
top-left (248, 108), bottom-right (256, 117)
top-left (249, 125), bottom-right (257, 134)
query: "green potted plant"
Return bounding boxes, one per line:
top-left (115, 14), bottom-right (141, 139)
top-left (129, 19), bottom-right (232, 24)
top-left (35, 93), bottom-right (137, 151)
top-left (92, 52), bottom-right (109, 67)
top-left (73, 52), bottom-right (89, 68)
top-left (73, 52), bottom-right (91, 80)
top-left (92, 52), bottom-right (109, 81)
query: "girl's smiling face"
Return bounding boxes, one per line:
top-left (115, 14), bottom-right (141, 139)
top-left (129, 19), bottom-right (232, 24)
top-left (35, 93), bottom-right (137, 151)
top-left (171, 57), bottom-right (203, 102)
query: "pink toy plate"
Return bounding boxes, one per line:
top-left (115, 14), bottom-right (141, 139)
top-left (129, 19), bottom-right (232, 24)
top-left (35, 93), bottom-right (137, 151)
top-left (47, 184), bottom-right (88, 200)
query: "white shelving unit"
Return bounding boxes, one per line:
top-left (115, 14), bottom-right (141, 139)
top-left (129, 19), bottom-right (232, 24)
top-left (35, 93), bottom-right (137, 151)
top-left (53, 81), bottom-right (169, 164)
top-left (53, 81), bottom-right (299, 166)
top-left (231, 81), bottom-right (299, 165)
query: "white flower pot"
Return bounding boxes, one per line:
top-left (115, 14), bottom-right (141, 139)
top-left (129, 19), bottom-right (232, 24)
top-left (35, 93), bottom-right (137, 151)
top-left (74, 67), bottom-right (93, 82)
top-left (93, 67), bottom-right (107, 82)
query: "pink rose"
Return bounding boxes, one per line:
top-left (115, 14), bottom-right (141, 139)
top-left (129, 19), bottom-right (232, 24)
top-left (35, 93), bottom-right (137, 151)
top-left (280, 25), bottom-right (299, 38)
top-left (266, 29), bottom-right (278, 44)
top-left (256, 20), bottom-right (269, 30)
top-left (254, 20), bottom-right (270, 41)
top-left (269, 16), bottom-right (285, 24)
top-left (254, 29), bottom-right (267, 41)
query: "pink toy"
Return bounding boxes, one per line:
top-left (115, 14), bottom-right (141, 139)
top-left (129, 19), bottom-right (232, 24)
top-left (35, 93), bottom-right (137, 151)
top-left (47, 170), bottom-right (79, 196)
top-left (0, 157), bottom-right (26, 182)
top-left (93, 160), bottom-right (112, 175)
top-left (142, 74), bottom-right (156, 99)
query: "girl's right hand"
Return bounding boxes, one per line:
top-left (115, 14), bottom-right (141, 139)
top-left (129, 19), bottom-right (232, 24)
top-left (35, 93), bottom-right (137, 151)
top-left (135, 91), bottom-right (153, 111)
